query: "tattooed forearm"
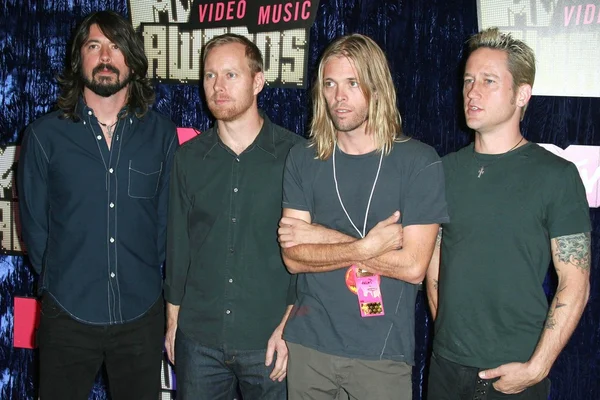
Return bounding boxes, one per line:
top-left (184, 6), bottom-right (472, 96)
top-left (545, 286), bottom-right (567, 330)
top-left (554, 233), bottom-right (591, 271)
top-left (435, 227), bottom-right (442, 247)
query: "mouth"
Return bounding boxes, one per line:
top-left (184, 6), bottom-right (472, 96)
top-left (213, 97), bottom-right (232, 105)
top-left (93, 63), bottom-right (119, 77)
top-left (333, 105), bottom-right (352, 115)
top-left (466, 104), bottom-right (482, 115)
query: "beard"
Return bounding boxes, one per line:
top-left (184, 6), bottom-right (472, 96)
top-left (207, 95), bottom-right (254, 122)
top-left (327, 105), bottom-right (369, 133)
top-left (82, 63), bottom-right (131, 97)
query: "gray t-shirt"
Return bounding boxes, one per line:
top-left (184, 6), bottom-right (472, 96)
top-left (282, 138), bottom-right (449, 363)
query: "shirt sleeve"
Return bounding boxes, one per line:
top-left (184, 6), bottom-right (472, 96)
top-left (17, 126), bottom-right (49, 274)
top-left (282, 145), bottom-right (311, 212)
top-left (547, 162), bottom-right (591, 238)
top-left (164, 148), bottom-right (191, 305)
top-left (157, 128), bottom-right (179, 266)
top-left (402, 152), bottom-right (450, 227)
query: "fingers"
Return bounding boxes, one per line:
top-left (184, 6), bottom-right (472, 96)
top-left (268, 346), bottom-right (289, 381)
top-left (279, 217), bottom-right (303, 227)
top-left (165, 332), bottom-right (176, 364)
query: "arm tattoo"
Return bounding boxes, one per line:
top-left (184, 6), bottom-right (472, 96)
top-left (435, 227), bottom-right (442, 247)
top-left (433, 279), bottom-right (438, 290)
top-left (554, 232), bottom-right (591, 271)
top-left (545, 286), bottom-right (567, 330)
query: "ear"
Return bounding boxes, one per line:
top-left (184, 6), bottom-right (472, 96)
top-left (253, 71), bottom-right (265, 95)
top-left (516, 83), bottom-right (532, 108)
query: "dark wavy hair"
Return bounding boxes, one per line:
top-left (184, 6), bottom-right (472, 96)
top-left (57, 11), bottom-right (155, 120)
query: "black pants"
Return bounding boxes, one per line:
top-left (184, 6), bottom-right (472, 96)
top-left (427, 353), bottom-right (550, 400)
top-left (38, 295), bottom-right (164, 400)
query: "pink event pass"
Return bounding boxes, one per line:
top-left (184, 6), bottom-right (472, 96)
top-left (355, 272), bottom-right (385, 317)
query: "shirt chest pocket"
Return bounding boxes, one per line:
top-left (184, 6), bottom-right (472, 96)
top-left (128, 159), bottom-right (163, 199)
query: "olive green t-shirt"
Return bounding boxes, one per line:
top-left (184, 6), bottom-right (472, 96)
top-left (433, 142), bottom-right (590, 369)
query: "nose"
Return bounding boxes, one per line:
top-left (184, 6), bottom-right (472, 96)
top-left (99, 45), bottom-right (111, 63)
top-left (212, 75), bottom-right (225, 92)
top-left (465, 81), bottom-right (480, 99)
top-left (334, 86), bottom-right (347, 102)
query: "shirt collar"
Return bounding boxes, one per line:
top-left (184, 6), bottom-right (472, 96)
top-left (254, 110), bottom-right (277, 158)
top-left (75, 96), bottom-right (130, 122)
top-left (207, 110), bottom-right (278, 159)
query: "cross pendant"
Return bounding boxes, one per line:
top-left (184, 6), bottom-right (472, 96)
top-left (477, 166), bottom-right (485, 178)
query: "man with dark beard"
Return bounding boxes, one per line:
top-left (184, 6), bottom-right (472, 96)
top-left (18, 11), bottom-right (177, 400)
top-left (164, 33), bottom-right (304, 399)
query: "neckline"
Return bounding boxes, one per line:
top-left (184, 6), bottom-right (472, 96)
top-left (472, 141), bottom-right (533, 161)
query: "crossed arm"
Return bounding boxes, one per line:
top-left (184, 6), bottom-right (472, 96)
top-left (278, 208), bottom-right (439, 284)
top-left (427, 231), bottom-right (591, 394)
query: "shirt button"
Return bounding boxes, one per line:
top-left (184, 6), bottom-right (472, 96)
top-left (96, 135), bottom-right (102, 140)
top-left (109, 237), bottom-right (115, 243)
top-left (231, 218), bottom-right (236, 223)
top-left (228, 278), bottom-right (233, 283)
top-left (88, 110), bottom-right (93, 116)
top-left (109, 168), bottom-right (114, 173)
top-left (110, 272), bottom-right (115, 278)
top-left (225, 310), bottom-right (231, 315)
top-left (109, 203), bottom-right (114, 208)
top-left (233, 188), bottom-right (238, 193)
top-left (229, 248), bottom-right (234, 253)
top-left (235, 158), bottom-right (240, 162)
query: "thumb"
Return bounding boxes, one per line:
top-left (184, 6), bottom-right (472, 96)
top-left (479, 367), bottom-right (502, 380)
top-left (265, 343), bottom-right (275, 366)
top-left (387, 210), bottom-right (400, 223)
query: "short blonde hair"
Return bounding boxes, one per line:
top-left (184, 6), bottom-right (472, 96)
top-left (468, 28), bottom-right (536, 119)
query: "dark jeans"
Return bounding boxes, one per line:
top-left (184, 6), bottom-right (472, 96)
top-left (38, 295), bottom-right (164, 400)
top-left (428, 353), bottom-right (550, 400)
top-left (174, 328), bottom-right (287, 400)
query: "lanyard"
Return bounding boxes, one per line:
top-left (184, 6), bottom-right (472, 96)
top-left (332, 143), bottom-right (384, 238)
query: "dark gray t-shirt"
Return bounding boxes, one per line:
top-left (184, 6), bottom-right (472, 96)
top-left (282, 138), bottom-right (449, 363)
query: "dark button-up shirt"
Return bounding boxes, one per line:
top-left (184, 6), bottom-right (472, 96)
top-left (18, 99), bottom-right (178, 324)
top-left (165, 113), bottom-right (304, 350)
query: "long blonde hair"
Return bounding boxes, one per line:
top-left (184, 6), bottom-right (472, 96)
top-left (309, 34), bottom-right (402, 160)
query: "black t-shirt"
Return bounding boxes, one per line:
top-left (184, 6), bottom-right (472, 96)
top-left (434, 142), bottom-right (591, 368)
top-left (282, 138), bottom-right (449, 363)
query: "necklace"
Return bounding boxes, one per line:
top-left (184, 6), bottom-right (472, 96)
top-left (474, 136), bottom-right (524, 178)
top-left (98, 120), bottom-right (118, 138)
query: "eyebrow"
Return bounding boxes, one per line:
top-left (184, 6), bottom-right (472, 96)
top-left (463, 72), bottom-right (500, 79)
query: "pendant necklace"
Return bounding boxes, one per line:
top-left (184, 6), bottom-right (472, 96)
top-left (98, 120), bottom-right (118, 138)
top-left (474, 136), bottom-right (524, 178)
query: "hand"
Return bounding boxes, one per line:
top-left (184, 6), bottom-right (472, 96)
top-left (362, 211), bottom-right (403, 257)
top-left (165, 324), bottom-right (177, 364)
top-left (278, 217), bottom-right (328, 248)
top-left (265, 326), bottom-right (288, 382)
top-left (479, 362), bottom-right (547, 394)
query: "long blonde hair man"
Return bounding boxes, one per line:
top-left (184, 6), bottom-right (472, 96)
top-left (309, 33), bottom-right (403, 160)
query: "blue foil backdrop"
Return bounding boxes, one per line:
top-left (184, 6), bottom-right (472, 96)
top-left (1, 0), bottom-right (599, 399)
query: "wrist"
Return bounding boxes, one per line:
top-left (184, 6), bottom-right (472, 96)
top-left (356, 237), bottom-right (374, 260)
top-left (525, 359), bottom-right (550, 382)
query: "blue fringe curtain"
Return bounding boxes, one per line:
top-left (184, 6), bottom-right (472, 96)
top-left (1, 0), bottom-right (598, 399)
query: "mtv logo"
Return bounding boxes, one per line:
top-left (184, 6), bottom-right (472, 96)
top-left (539, 144), bottom-right (600, 208)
